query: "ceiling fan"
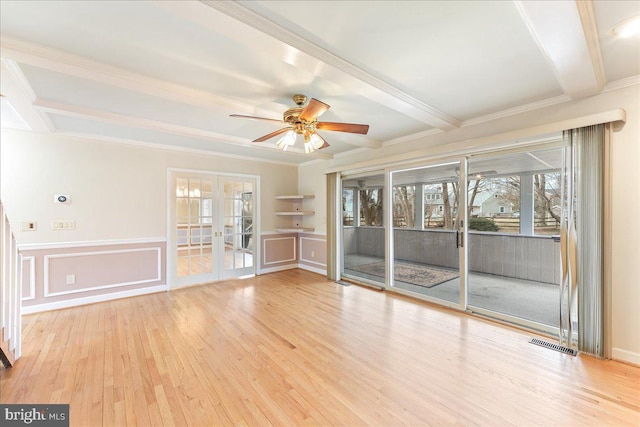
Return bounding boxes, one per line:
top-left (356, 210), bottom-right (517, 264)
top-left (230, 94), bottom-right (369, 153)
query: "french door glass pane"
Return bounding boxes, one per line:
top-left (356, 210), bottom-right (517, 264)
top-left (222, 178), bottom-right (254, 272)
top-left (391, 163), bottom-right (460, 303)
top-left (467, 145), bottom-right (562, 327)
top-left (176, 176), bottom-right (215, 278)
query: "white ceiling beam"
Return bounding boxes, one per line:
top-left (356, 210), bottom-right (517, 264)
top-left (0, 59), bottom-right (54, 132)
top-left (32, 99), bottom-right (333, 160)
top-left (181, 1), bottom-right (460, 130)
top-left (514, 0), bottom-right (606, 99)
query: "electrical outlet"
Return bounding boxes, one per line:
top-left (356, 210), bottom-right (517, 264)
top-left (311, 250), bottom-right (315, 258)
top-left (22, 221), bottom-right (37, 231)
top-left (66, 274), bottom-right (75, 285)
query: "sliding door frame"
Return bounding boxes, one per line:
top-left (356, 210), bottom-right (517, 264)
top-left (383, 158), bottom-right (468, 310)
top-left (336, 141), bottom-right (565, 337)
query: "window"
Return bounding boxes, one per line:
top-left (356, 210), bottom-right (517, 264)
top-left (499, 206), bottom-right (505, 213)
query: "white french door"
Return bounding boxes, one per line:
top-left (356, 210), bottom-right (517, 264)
top-left (169, 171), bottom-right (257, 288)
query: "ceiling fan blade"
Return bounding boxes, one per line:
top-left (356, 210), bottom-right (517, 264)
top-left (253, 127), bottom-right (291, 143)
top-left (314, 132), bottom-right (330, 150)
top-left (299, 98), bottom-right (330, 121)
top-left (316, 122), bottom-right (369, 135)
top-left (230, 114), bottom-right (282, 123)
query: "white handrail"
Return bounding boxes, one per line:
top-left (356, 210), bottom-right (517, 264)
top-left (0, 201), bottom-right (21, 363)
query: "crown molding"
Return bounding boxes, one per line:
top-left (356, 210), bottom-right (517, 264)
top-left (461, 95), bottom-right (572, 128)
top-left (602, 75), bottom-right (640, 93)
top-left (383, 128), bottom-right (444, 147)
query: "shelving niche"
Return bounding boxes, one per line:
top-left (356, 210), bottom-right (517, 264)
top-left (275, 195), bottom-right (315, 232)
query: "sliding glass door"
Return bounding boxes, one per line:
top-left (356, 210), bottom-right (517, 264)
top-left (337, 140), bottom-right (570, 336)
top-left (466, 144), bottom-right (563, 332)
top-left (341, 172), bottom-right (385, 287)
top-left (389, 162), bottom-right (463, 306)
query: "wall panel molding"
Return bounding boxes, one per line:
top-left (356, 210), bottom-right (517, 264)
top-left (262, 236), bottom-right (296, 266)
top-left (21, 256), bottom-right (35, 301)
top-left (44, 247), bottom-right (162, 298)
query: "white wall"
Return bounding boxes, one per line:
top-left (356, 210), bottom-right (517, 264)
top-left (299, 84), bottom-right (640, 364)
top-left (0, 130), bottom-right (298, 244)
top-left (297, 160), bottom-right (328, 234)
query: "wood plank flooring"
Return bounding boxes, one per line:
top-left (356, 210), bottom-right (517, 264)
top-left (1, 269), bottom-right (638, 426)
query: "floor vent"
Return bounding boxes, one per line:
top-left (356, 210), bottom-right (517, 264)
top-left (335, 280), bottom-right (351, 287)
top-left (529, 338), bottom-right (577, 356)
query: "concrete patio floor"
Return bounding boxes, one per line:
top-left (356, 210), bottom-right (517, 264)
top-left (343, 254), bottom-right (559, 328)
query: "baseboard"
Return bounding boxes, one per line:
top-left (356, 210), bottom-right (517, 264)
top-left (259, 264), bottom-right (299, 274)
top-left (298, 264), bottom-right (327, 275)
top-left (21, 285), bottom-right (168, 315)
top-left (612, 347), bottom-right (640, 366)
top-left (260, 264), bottom-right (327, 275)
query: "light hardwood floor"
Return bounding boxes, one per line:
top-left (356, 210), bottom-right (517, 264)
top-left (1, 269), bottom-right (638, 426)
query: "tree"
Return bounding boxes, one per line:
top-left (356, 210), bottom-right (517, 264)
top-left (534, 174), bottom-right (561, 224)
top-left (393, 185), bottom-right (415, 228)
top-left (359, 188), bottom-right (384, 226)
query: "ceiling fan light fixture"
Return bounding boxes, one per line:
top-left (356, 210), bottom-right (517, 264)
top-left (276, 130), bottom-right (296, 150)
top-left (304, 141), bottom-right (316, 154)
top-left (309, 133), bottom-right (324, 149)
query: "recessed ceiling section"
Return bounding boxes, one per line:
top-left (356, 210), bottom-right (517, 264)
top-left (236, 0), bottom-right (565, 120)
top-left (19, 64), bottom-right (244, 134)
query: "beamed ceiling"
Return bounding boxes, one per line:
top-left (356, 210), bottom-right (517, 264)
top-left (1, 1), bottom-right (638, 165)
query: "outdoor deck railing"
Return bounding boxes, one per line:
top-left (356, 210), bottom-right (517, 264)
top-left (344, 226), bottom-right (559, 284)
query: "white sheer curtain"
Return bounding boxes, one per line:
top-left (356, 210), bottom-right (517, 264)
top-left (561, 124), bottom-right (606, 358)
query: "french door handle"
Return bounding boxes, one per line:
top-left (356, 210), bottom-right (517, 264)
top-left (456, 230), bottom-right (464, 248)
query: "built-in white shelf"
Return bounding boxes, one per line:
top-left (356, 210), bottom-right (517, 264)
top-left (275, 195), bottom-right (315, 200)
top-left (275, 227), bottom-right (315, 233)
top-left (276, 211), bottom-right (315, 216)
top-left (275, 195), bottom-right (315, 232)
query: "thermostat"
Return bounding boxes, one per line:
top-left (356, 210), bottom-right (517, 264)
top-left (54, 194), bottom-right (71, 204)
